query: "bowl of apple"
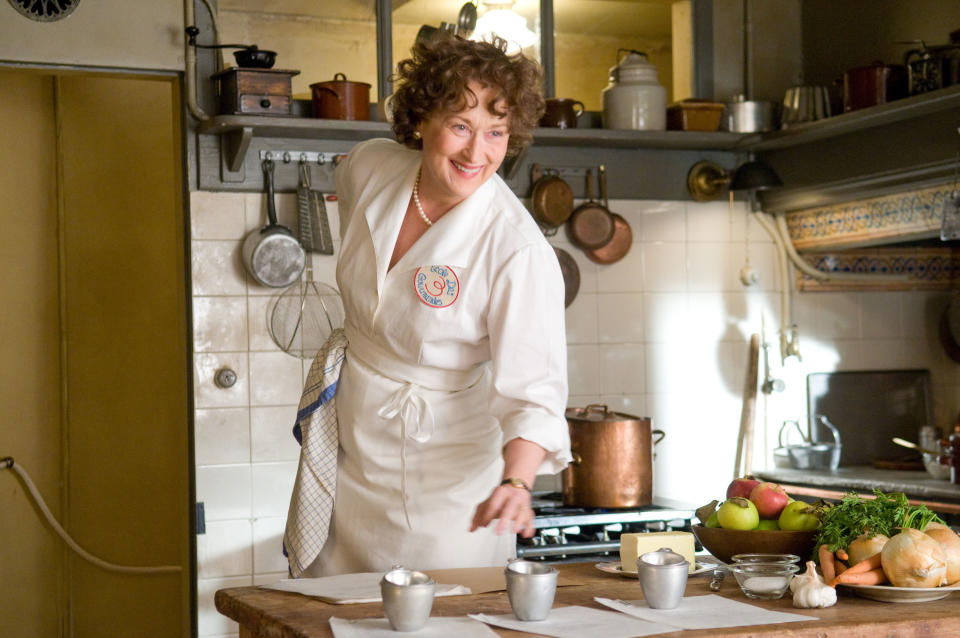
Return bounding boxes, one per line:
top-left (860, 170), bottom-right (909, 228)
top-left (692, 478), bottom-right (822, 565)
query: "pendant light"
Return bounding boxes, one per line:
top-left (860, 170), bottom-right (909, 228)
top-left (470, 1), bottom-right (537, 54)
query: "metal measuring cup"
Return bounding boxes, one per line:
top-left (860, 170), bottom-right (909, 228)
top-left (504, 560), bottom-right (558, 621)
top-left (636, 548), bottom-right (689, 609)
top-left (379, 566), bottom-right (436, 632)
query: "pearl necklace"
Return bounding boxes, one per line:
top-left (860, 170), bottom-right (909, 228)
top-left (412, 169), bottom-right (432, 227)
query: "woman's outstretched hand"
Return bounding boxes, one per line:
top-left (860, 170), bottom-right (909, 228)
top-left (469, 437), bottom-right (546, 538)
top-left (470, 484), bottom-right (536, 537)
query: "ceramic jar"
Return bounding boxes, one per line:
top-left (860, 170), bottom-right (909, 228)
top-left (601, 51), bottom-right (666, 131)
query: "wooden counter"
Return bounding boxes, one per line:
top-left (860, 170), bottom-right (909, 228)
top-left (215, 562), bottom-right (960, 637)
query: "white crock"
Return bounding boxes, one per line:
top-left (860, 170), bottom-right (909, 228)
top-left (601, 51), bottom-right (666, 131)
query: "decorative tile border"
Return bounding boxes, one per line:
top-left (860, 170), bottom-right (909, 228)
top-left (786, 184), bottom-right (952, 250)
top-left (796, 247), bottom-right (960, 291)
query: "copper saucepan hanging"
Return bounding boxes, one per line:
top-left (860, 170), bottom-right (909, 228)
top-left (567, 168), bottom-right (615, 250)
top-left (584, 165), bottom-right (632, 264)
top-left (530, 164), bottom-right (575, 231)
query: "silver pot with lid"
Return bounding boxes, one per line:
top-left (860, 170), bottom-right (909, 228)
top-left (721, 94), bottom-right (779, 133)
top-left (601, 50), bottom-right (666, 131)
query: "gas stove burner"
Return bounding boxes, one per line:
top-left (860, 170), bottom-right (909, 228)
top-left (519, 492), bottom-right (698, 563)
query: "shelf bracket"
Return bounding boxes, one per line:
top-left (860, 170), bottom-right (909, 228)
top-left (221, 126), bottom-right (254, 179)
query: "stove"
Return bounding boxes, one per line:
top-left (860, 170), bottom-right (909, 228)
top-left (517, 493), bottom-right (698, 563)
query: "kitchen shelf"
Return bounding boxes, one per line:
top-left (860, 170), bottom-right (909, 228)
top-left (198, 115), bottom-right (392, 172)
top-left (744, 84), bottom-right (960, 152)
top-left (196, 85), bottom-right (960, 198)
top-left (198, 113), bottom-right (758, 171)
top-left (531, 127), bottom-right (757, 150)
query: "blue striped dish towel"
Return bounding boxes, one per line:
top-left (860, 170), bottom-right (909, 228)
top-left (283, 328), bottom-right (348, 578)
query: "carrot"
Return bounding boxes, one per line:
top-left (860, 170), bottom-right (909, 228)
top-left (834, 558), bottom-right (848, 576)
top-left (819, 544), bottom-right (836, 584)
top-left (836, 548), bottom-right (849, 561)
top-left (845, 551), bottom-right (883, 574)
top-left (833, 567), bottom-right (887, 586)
top-left (828, 552), bottom-right (883, 586)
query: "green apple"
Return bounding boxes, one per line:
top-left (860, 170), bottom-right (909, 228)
top-left (756, 519), bottom-right (780, 530)
top-left (778, 500), bottom-right (821, 531)
top-left (716, 497), bottom-right (760, 530)
top-left (705, 511), bottom-right (721, 528)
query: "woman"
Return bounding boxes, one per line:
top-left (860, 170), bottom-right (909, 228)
top-left (303, 34), bottom-right (570, 576)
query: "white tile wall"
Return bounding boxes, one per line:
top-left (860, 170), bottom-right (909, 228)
top-left (189, 190), bottom-right (960, 636)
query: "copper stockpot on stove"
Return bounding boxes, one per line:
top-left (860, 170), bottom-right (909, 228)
top-left (562, 405), bottom-right (665, 508)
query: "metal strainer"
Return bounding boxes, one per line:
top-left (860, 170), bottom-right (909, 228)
top-left (268, 258), bottom-right (344, 359)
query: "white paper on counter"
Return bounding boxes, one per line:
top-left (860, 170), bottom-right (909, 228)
top-left (469, 605), bottom-right (676, 638)
top-left (594, 595), bottom-right (818, 630)
top-left (264, 573), bottom-right (470, 604)
top-left (329, 616), bottom-right (499, 638)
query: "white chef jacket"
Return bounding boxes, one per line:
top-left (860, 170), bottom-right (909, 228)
top-left (305, 138), bottom-right (570, 576)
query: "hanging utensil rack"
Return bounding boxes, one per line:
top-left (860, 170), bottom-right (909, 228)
top-left (259, 150), bottom-right (347, 165)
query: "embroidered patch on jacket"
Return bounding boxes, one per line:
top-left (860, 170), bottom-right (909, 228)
top-left (414, 265), bottom-right (459, 308)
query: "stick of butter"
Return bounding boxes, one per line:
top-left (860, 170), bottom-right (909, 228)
top-left (619, 531), bottom-right (696, 573)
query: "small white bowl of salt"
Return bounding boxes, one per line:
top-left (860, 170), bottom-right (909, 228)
top-left (728, 562), bottom-right (799, 600)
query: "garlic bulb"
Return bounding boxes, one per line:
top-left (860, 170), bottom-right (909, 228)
top-left (881, 527), bottom-right (947, 588)
top-left (790, 560), bottom-right (837, 608)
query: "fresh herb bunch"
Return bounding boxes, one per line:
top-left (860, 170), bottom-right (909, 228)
top-left (814, 489), bottom-right (944, 553)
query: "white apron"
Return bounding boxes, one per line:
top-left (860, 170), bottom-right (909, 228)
top-left (305, 139), bottom-right (570, 575)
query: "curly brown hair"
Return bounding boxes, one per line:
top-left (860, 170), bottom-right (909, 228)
top-left (390, 34), bottom-right (545, 157)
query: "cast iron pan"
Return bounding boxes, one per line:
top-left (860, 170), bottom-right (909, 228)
top-left (186, 28), bottom-right (278, 69)
top-left (554, 246), bottom-right (580, 308)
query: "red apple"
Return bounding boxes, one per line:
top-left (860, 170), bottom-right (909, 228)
top-left (726, 476), bottom-right (761, 499)
top-left (748, 482), bottom-right (790, 520)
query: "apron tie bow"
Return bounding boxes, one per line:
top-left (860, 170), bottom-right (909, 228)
top-left (377, 383), bottom-right (434, 529)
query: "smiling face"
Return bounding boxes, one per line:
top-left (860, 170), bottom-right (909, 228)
top-left (416, 81), bottom-right (511, 212)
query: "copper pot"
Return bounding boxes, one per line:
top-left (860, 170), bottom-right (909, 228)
top-left (566, 169), bottom-right (614, 250)
top-left (310, 73), bottom-right (371, 120)
top-left (562, 405), bottom-right (665, 508)
top-left (843, 62), bottom-right (908, 112)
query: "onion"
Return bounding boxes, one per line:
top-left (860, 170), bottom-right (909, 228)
top-left (881, 528), bottom-right (947, 588)
top-left (847, 532), bottom-right (888, 566)
top-left (924, 521), bottom-right (951, 532)
top-left (924, 526), bottom-right (960, 585)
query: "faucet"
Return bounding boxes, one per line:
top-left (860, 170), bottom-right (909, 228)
top-left (761, 334), bottom-right (785, 395)
top-left (778, 324), bottom-right (802, 364)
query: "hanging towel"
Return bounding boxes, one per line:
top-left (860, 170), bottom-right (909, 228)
top-left (283, 328), bottom-right (348, 578)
